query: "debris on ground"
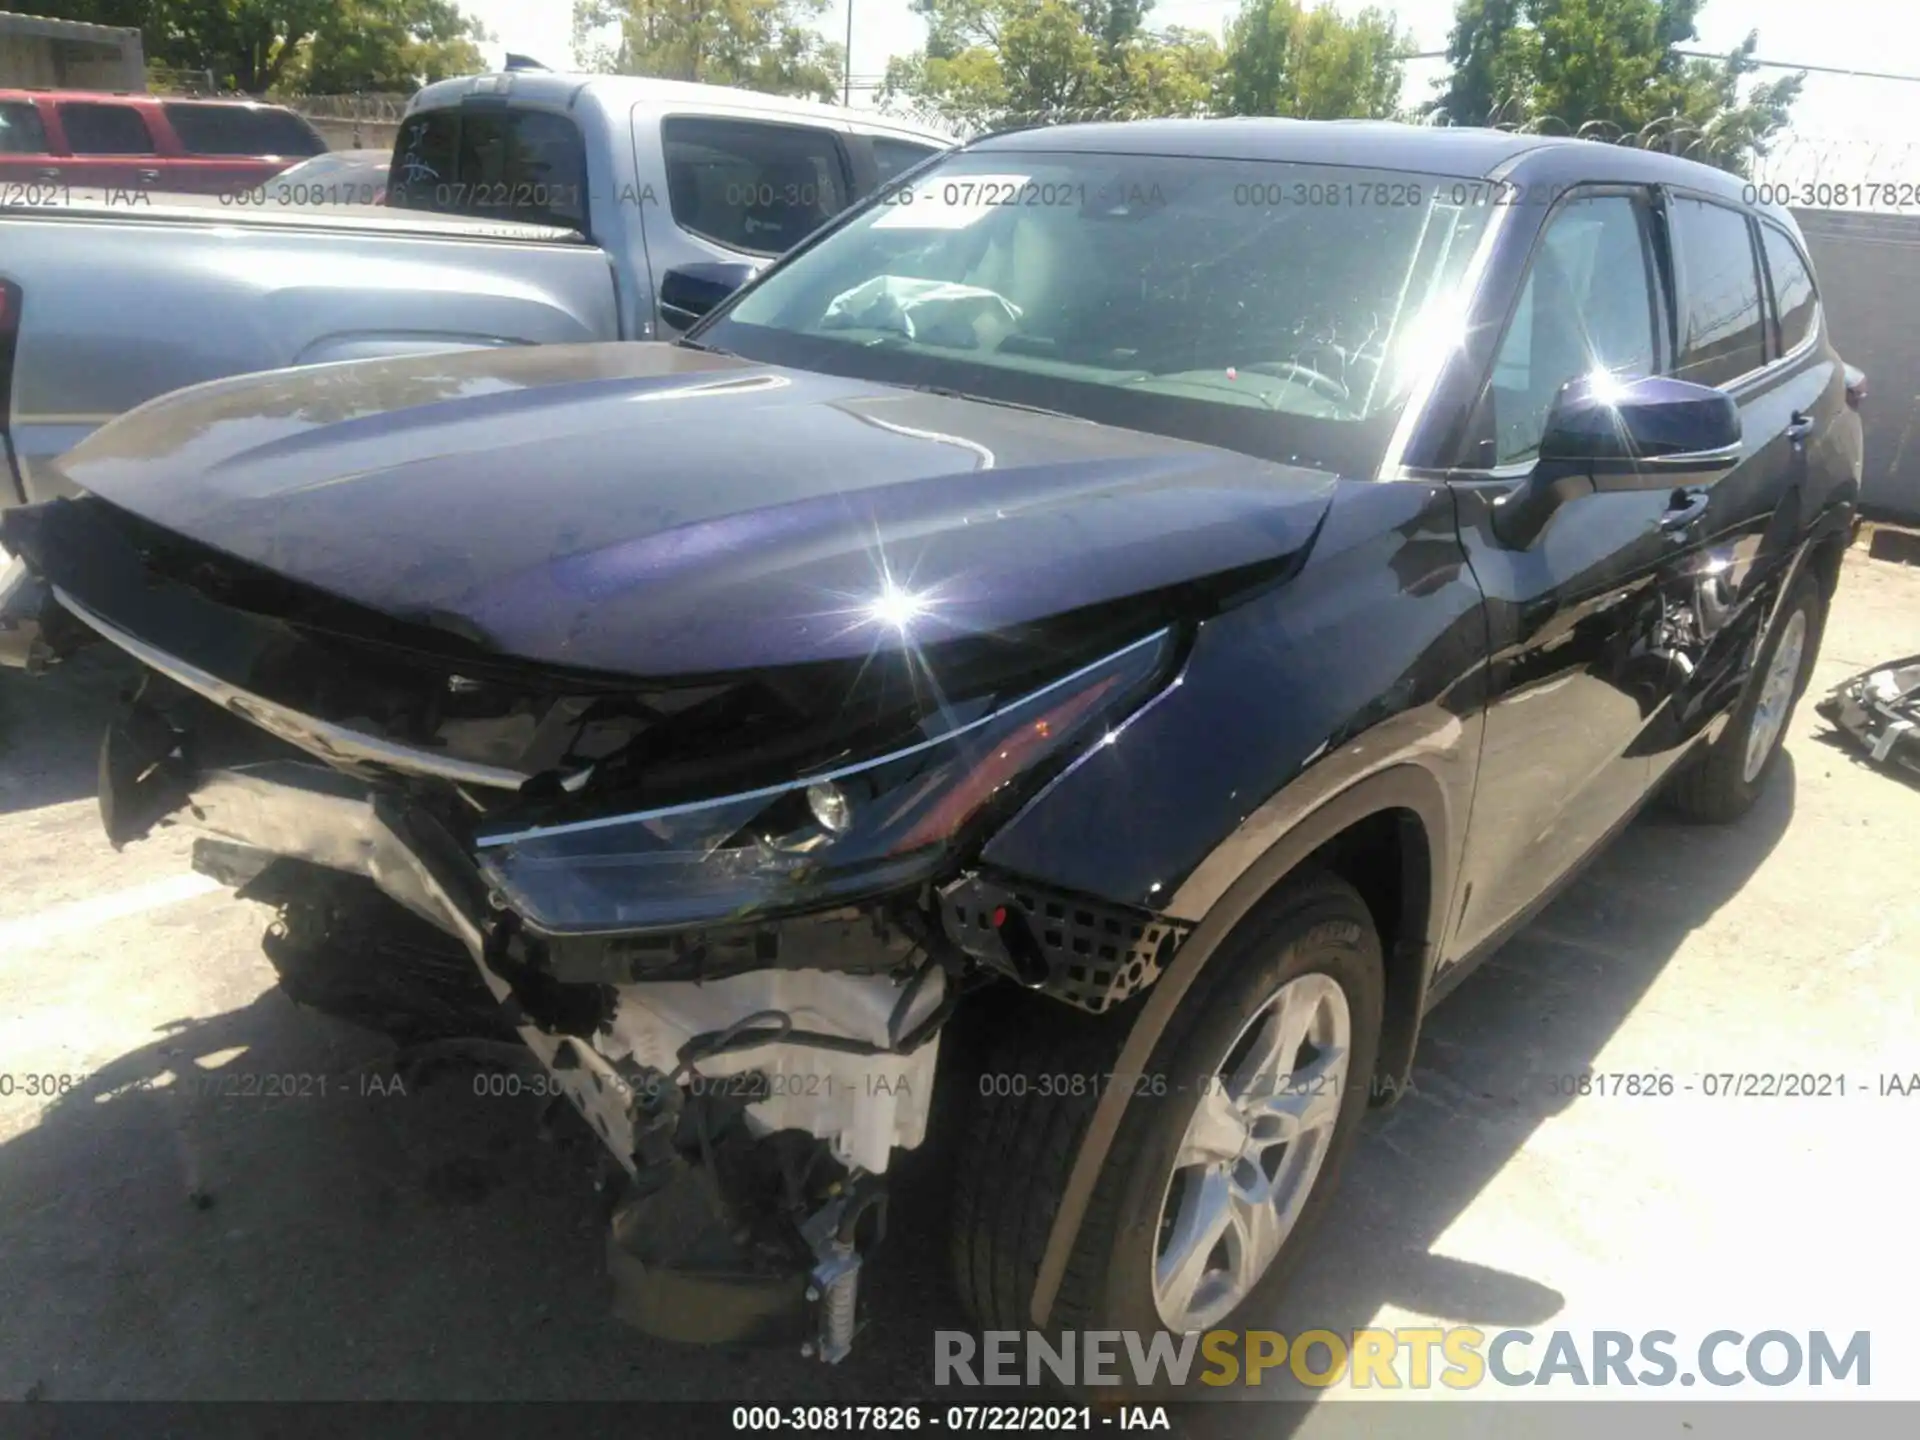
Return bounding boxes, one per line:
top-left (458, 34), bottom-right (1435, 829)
top-left (1816, 653), bottom-right (1920, 780)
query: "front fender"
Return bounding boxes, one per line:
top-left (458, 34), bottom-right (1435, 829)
top-left (1023, 760), bottom-right (1465, 1330)
top-left (973, 479), bottom-right (1491, 1329)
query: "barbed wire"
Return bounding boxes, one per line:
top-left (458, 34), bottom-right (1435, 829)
top-left (283, 94), bottom-right (414, 122)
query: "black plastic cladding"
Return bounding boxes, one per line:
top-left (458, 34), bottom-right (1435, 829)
top-left (939, 872), bottom-right (1191, 1014)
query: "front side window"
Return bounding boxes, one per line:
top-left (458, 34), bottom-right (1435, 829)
top-left (1487, 193), bottom-right (1658, 465)
top-left (1760, 222), bottom-right (1818, 356)
top-left (387, 107), bottom-right (588, 230)
top-left (59, 103), bottom-right (155, 155)
top-left (662, 117), bottom-right (851, 256)
top-left (163, 103), bottom-right (325, 157)
top-left (0, 101), bottom-right (47, 155)
top-left (1670, 196), bottom-right (1765, 386)
top-left (702, 151), bottom-right (1494, 475)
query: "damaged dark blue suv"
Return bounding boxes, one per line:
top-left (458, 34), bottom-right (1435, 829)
top-left (0, 118), bottom-right (1862, 1365)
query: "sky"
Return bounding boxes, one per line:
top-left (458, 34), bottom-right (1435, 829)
top-left (458, 0), bottom-right (1920, 170)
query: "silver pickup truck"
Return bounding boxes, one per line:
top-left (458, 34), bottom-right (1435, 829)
top-left (0, 72), bottom-right (950, 509)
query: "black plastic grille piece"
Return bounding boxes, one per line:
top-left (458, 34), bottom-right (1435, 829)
top-left (938, 872), bottom-right (1190, 1014)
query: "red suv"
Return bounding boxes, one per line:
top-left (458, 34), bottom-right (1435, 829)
top-left (0, 90), bottom-right (326, 194)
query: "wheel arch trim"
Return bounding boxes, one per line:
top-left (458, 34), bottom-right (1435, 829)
top-left (1027, 761), bottom-right (1456, 1329)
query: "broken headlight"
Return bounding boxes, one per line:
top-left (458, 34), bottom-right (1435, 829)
top-left (473, 628), bottom-right (1174, 933)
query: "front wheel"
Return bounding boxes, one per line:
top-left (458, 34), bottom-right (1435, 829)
top-left (951, 873), bottom-right (1383, 1385)
top-left (1666, 577), bottom-right (1823, 823)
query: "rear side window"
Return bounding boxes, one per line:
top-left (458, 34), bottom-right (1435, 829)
top-left (163, 103), bottom-right (325, 157)
top-left (661, 117), bottom-right (850, 256)
top-left (871, 136), bottom-right (940, 183)
top-left (1760, 223), bottom-right (1818, 356)
top-left (1669, 196), bottom-right (1765, 386)
top-left (388, 106), bottom-right (588, 230)
top-left (0, 101), bottom-right (47, 155)
top-left (58, 103), bottom-right (155, 155)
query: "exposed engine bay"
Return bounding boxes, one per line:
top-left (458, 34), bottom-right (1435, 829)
top-left (1, 494), bottom-right (1193, 1361)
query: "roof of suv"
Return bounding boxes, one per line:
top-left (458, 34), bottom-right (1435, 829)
top-left (972, 117), bottom-right (1761, 214)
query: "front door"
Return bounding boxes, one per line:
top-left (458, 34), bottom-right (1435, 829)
top-left (1445, 186), bottom-right (1704, 962)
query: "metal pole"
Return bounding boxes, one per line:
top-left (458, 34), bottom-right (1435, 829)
top-left (843, 0), bottom-right (853, 106)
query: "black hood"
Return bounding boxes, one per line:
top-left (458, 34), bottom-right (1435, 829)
top-left (41, 342), bottom-right (1340, 675)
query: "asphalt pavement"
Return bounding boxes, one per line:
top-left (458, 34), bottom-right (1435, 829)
top-left (1, 548), bottom-right (1916, 1427)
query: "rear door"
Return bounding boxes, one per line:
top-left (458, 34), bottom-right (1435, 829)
top-left (0, 98), bottom-right (58, 189)
top-left (51, 101), bottom-right (159, 192)
top-left (1633, 191), bottom-right (1826, 774)
top-left (158, 102), bottom-right (327, 194)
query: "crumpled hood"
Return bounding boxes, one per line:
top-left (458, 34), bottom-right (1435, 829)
top-left (47, 342), bottom-right (1340, 675)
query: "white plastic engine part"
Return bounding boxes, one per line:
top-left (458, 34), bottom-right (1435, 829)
top-left (595, 967), bottom-right (945, 1175)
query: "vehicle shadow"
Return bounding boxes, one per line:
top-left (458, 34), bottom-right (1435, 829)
top-left (0, 648), bottom-right (139, 815)
top-left (0, 758), bottom-right (1795, 1408)
top-left (0, 969), bottom-right (967, 1402)
top-left (1187, 754), bottom-right (1799, 1425)
top-left (1808, 722), bottom-right (1920, 792)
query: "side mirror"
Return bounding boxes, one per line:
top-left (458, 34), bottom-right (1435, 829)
top-left (1492, 374), bottom-right (1743, 549)
top-left (658, 261), bottom-right (759, 332)
top-left (1539, 372), bottom-right (1741, 472)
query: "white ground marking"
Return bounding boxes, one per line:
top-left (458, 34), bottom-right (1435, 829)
top-left (0, 872), bottom-right (222, 954)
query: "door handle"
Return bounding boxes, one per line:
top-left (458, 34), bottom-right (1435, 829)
top-left (1658, 489), bottom-right (1710, 533)
top-left (136, 168), bottom-right (161, 186)
top-left (35, 167), bottom-right (60, 181)
top-left (1786, 411), bottom-right (1815, 442)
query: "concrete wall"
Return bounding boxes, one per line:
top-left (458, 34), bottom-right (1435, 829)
top-left (0, 14), bottom-right (145, 91)
top-left (1794, 208), bottom-right (1920, 522)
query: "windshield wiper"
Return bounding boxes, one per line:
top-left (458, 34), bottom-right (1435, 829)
top-left (674, 335), bottom-right (735, 356)
top-left (897, 383), bottom-right (1082, 422)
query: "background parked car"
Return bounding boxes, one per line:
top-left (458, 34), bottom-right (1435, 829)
top-left (0, 90), bottom-right (325, 193)
top-left (0, 72), bottom-right (953, 512)
top-left (254, 147), bottom-right (389, 206)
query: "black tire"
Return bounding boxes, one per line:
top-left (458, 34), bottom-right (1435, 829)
top-left (950, 872), bottom-right (1383, 1392)
top-left (1666, 578), bottom-right (1824, 824)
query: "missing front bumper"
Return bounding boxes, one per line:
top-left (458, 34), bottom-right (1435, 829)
top-left (1817, 653), bottom-right (1920, 781)
top-left (98, 681), bottom-right (945, 1172)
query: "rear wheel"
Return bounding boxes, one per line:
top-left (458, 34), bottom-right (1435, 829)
top-left (951, 873), bottom-right (1383, 1388)
top-left (1667, 578), bottom-right (1822, 823)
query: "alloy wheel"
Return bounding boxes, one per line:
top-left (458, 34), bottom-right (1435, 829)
top-left (1743, 608), bottom-right (1808, 783)
top-left (1151, 971), bottom-right (1352, 1332)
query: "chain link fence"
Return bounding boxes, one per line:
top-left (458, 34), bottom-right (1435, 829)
top-left (277, 94), bottom-right (411, 152)
top-left (140, 69), bottom-right (411, 153)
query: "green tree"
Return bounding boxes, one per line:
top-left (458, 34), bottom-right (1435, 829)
top-left (1217, 0), bottom-right (1409, 119)
top-left (285, 0), bottom-right (488, 94)
top-left (1434, 0), bottom-right (1802, 171)
top-left (880, 0), bottom-right (1224, 128)
top-left (31, 0), bottom-right (486, 94)
top-left (1118, 26), bottom-right (1225, 116)
top-left (572, 0), bottom-right (846, 103)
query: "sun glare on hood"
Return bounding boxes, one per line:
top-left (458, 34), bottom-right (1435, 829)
top-left (869, 580), bottom-right (930, 631)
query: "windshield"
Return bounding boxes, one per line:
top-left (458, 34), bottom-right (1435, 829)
top-left (701, 148), bottom-right (1496, 475)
